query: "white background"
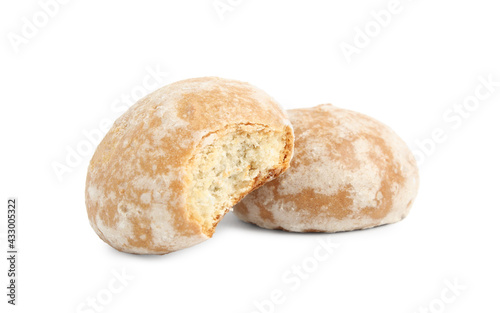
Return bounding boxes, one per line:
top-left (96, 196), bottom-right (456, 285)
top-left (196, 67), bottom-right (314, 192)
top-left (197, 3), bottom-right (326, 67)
top-left (1, 0), bottom-right (499, 312)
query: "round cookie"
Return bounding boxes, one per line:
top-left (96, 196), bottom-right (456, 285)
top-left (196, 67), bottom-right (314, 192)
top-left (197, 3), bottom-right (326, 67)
top-left (233, 104), bottom-right (419, 232)
top-left (85, 77), bottom-right (294, 254)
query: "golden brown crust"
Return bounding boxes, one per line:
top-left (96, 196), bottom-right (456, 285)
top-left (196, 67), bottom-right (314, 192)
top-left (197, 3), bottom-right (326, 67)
top-left (233, 104), bottom-right (419, 233)
top-left (85, 77), bottom-right (293, 254)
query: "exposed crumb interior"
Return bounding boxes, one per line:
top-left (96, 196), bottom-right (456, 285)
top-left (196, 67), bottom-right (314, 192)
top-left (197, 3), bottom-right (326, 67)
top-left (188, 127), bottom-right (285, 234)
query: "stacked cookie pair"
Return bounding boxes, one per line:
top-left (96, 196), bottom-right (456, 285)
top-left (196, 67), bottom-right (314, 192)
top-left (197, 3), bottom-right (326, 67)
top-left (85, 77), bottom-right (419, 255)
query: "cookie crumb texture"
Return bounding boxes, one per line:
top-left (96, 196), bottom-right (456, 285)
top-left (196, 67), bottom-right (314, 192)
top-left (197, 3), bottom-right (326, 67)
top-left (85, 77), bottom-right (293, 254)
top-left (234, 104), bottom-right (419, 232)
